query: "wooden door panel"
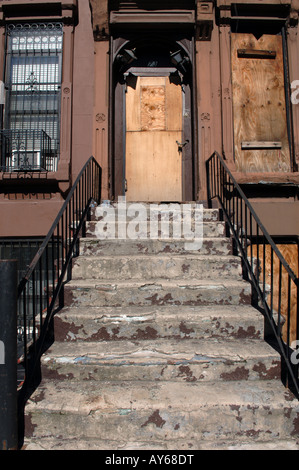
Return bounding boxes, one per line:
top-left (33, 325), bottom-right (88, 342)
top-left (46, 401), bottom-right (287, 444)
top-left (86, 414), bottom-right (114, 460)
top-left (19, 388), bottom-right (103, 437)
top-left (231, 33), bottom-right (291, 173)
top-left (165, 77), bottom-right (183, 131)
top-left (126, 76), bottom-right (141, 132)
top-left (125, 76), bottom-right (182, 201)
top-left (126, 131), bottom-right (182, 201)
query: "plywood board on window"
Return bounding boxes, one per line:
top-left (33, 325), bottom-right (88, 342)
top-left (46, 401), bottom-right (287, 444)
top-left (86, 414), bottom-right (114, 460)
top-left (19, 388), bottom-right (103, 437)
top-left (231, 33), bottom-right (291, 173)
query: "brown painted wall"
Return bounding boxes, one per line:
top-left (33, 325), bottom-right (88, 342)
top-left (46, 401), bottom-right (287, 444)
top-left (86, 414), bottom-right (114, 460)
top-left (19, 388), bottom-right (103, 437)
top-left (0, 0), bottom-right (79, 237)
top-left (0, 0), bottom-right (298, 239)
top-left (0, 199), bottom-right (63, 237)
top-left (71, 0), bottom-right (95, 181)
top-left (195, 26), bottom-right (222, 201)
top-left (251, 200), bottom-right (299, 236)
top-left (93, 41), bottom-right (109, 199)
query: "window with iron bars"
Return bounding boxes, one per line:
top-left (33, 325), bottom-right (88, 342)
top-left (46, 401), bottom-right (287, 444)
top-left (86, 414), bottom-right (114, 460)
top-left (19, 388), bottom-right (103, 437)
top-left (1, 22), bottom-right (63, 172)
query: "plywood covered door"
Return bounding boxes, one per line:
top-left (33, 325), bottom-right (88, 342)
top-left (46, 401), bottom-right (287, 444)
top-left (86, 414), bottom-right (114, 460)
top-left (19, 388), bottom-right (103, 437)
top-left (231, 33), bottom-right (291, 173)
top-left (125, 76), bottom-right (183, 202)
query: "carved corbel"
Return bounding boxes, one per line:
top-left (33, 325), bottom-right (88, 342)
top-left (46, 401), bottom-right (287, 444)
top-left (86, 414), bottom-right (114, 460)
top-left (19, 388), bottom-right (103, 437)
top-left (196, 1), bottom-right (214, 41)
top-left (217, 1), bottom-right (231, 26)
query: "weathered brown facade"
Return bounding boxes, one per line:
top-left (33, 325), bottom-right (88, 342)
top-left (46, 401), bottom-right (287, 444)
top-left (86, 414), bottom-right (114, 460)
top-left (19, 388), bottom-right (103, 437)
top-left (0, 0), bottom-right (298, 239)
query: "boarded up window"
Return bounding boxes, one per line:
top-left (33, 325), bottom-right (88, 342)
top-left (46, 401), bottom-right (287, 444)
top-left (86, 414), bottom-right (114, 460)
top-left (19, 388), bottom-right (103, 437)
top-left (231, 33), bottom-right (291, 173)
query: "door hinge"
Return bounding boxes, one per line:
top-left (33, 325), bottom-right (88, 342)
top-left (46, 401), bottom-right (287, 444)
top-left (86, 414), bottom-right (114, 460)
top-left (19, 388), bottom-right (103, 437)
top-left (124, 178), bottom-right (128, 192)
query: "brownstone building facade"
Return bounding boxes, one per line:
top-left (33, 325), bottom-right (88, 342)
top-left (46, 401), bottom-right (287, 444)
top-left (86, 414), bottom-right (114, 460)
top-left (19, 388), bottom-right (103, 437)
top-left (0, 0), bottom-right (298, 245)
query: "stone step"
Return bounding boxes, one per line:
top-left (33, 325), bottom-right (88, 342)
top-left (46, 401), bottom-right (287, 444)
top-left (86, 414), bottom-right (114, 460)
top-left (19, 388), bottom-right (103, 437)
top-left (64, 278), bottom-right (252, 308)
top-left (53, 305), bottom-right (264, 342)
top-left (71, 254), bottom-right (242, 281)
top-left (91, 203), bottom-right (220, 222)
top-left (24, 379), bottom-right (299, 444)
top-left (23, 436), bottom-right (299, 450)
top-left (79, 237), bottom-right (232, 257)
top-left (41, 337), bottom-right (281, 383)
top-left (85, 220), bottom-right (227, 239)
top-left (23, 202), bottom-right (299, 451)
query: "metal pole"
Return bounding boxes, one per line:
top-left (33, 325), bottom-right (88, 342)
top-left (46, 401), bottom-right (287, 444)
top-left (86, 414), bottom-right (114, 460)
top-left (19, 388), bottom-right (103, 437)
top-left (0, 260), bottom-right (18, 450)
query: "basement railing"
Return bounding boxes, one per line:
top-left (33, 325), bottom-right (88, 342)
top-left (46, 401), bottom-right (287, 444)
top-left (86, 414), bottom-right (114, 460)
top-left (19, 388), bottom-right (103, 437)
top-left (16, 156), bottom-right (101, 396)
top-left (206, 151), bottom-right (299, 398)
top-left (0, 156), bottom-right (101, 448)
top-left (0, 130), bottom-right (55, 172)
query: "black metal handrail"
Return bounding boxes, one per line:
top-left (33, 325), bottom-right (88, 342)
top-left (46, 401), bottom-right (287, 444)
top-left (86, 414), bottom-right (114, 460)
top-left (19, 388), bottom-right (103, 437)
top-left (17, 156), bottom-right (101, 394)
top-left (206, 151), bottom-right (299, 398)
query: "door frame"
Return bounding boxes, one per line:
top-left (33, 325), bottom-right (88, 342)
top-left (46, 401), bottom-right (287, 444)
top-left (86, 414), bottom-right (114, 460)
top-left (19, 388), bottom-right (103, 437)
top-left (109, 34), bottom-right (197, 201)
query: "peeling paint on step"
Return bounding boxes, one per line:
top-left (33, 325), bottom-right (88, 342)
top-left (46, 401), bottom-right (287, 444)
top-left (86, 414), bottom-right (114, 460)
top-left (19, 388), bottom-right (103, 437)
top-left (141, 410), bottom-right (166, 429)
top-left (95, 284), bottom-right (117, 291)
top-left (118, 409), bottom-right (132, 416)
top-left (139, 284), bottom-right (163, 291)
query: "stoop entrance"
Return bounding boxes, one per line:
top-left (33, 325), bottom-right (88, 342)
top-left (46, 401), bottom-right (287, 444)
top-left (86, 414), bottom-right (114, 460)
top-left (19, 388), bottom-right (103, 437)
top-left (111, 37), bottom-right (195, 202)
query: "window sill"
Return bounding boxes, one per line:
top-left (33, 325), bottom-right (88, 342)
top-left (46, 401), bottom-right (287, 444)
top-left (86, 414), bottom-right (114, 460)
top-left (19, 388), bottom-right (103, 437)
top-left (0, 161), bottom-right (69, 182)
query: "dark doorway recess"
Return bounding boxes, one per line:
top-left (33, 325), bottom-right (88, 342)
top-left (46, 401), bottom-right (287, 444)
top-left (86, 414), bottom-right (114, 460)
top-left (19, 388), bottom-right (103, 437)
top-left (110, 33), bottom-right (197, 202)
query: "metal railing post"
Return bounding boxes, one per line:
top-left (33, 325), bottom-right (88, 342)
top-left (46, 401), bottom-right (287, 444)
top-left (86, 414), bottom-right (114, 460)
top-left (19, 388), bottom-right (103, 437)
top-left (0, 260), bottom-right (18, 450)
top-left (206, 151), bottom-right (299, 398)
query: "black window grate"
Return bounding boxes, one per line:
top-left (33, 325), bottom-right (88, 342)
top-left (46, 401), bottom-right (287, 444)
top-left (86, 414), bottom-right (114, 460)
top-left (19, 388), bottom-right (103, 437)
top-left (1, 23), bottom-right (63, 171)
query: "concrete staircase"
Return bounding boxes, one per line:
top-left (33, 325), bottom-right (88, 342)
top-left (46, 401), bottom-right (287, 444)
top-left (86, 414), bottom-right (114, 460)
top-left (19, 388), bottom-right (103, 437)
top-left (23, 202), bottom-right (299, 450)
